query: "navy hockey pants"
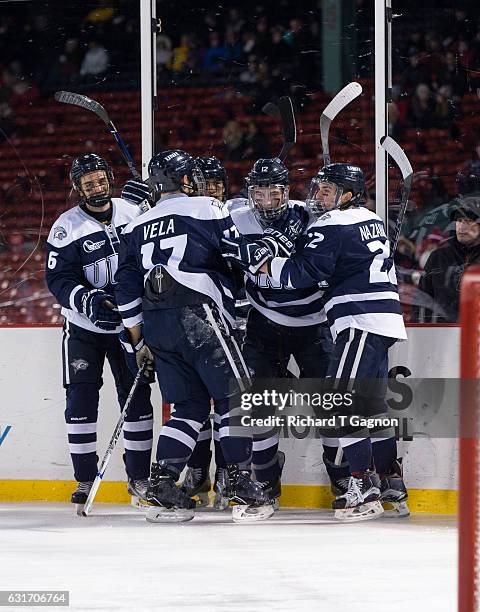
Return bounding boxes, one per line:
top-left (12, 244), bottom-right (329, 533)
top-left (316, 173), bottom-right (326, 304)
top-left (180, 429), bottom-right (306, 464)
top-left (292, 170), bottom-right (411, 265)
top-left (143, 303), bottom-right (251, 479)
top-left (62, 321), bottom-right (153, 482)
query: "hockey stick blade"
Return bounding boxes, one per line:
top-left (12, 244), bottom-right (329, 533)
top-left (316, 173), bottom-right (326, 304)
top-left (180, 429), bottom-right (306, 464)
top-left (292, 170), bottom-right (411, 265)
top-left (380, 136), bottom-right (413, 180)
top-left (262, 97), bottom-right (296, 161)
top-left (277, 96), bottom-right (296, 161)
top-left (320, 82), bottom-right (363, 166)
top-left (381, 136), bottom-right (414, 254)
top-left (55, 91), bottom-right (110, 126)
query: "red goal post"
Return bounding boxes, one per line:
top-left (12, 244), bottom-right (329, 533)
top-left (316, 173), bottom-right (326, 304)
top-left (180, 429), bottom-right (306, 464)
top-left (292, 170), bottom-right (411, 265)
top-left (459, 265), bottom-right (480, 612)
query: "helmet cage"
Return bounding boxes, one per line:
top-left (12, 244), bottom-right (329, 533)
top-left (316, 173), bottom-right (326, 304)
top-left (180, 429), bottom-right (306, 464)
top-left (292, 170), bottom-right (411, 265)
top-left (248, 184), bottom-right (289, 226)
top-left (306, 179), bottom-right (343, 218)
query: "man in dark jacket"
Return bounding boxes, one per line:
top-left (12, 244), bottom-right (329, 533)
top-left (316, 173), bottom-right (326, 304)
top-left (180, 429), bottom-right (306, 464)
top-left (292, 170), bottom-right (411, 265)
top-left (416, 197), bottom-right (480, 322)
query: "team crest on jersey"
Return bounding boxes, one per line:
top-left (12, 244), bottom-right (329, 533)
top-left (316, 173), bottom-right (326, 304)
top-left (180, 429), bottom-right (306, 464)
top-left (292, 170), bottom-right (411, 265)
top-left (53, 226), bottom-right (67, 240)
top-left (83, 239), bottom-right (106, 253)
top-left (319, 213), bottom-right (331, 221)
top-left (71, 359), bottom-right (89, 373)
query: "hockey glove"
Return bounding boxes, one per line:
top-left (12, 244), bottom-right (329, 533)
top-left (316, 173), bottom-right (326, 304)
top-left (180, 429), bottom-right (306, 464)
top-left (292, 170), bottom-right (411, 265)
top-left (262, 228), bottom-right (296, 257)
top-left (119, 330), bottom-right (155, 383)
top-left (81, 289), bottom-right (122, 331)
top-left (221, 236), bottom-right (275, 274)
top-left (121, 179), bottom-right (153, 212)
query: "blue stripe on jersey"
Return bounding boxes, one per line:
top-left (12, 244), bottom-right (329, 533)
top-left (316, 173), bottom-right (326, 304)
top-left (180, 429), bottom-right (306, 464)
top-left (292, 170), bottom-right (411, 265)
top-left (268, 207), bottom-right (407, 341)
top-left (228, 199), bottom-right (326, 327)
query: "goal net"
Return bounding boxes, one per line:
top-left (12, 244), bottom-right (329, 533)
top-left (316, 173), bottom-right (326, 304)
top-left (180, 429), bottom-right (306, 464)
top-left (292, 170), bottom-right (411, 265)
top-left (459, 266), bottom-right (480, 612)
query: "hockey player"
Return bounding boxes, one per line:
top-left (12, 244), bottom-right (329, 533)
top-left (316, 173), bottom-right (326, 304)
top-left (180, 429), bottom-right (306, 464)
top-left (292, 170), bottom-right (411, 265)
top-left (45, 153), bottom-right (154, 513)
top-left (177, 156), bottom-right (230, 509)
top-left (185, 157), bottom-right (333, 511)
top-left (222, 163), bottom-right (409, 520)
top-left (115, 149), bottom-right (270, 523)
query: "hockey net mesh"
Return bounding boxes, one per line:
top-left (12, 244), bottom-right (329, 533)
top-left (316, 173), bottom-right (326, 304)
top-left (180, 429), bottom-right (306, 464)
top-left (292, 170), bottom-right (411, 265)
top-left (459, 266), bottom-right (480, 612)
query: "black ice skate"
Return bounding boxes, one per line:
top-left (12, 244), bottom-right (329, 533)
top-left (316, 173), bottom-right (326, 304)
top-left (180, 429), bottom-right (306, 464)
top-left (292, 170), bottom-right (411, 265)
top-left (213, 467), bottom-right (229, 510)
top-left (256, 450), bottom-right (285, 510)
top-left (379, 459), bottom-right (410, 518)
top-left (127, 478), bottom-right (150, 509)
top-left (332, 470), bottom-right (384, 521)
top-left (145, 461), bottom-right (196, 523)
top-left (180, 466), bottom-right (211, 507)
top-left (71, 481), bottom-right (93, 516)
top-left (226, 464), bottom-right (272, 523)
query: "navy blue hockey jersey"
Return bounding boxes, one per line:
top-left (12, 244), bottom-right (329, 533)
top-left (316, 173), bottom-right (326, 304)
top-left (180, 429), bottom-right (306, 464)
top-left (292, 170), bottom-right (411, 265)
top-left (116, 193), bottom-right (237, 327)
top-left (268, 207), bottom-right (407, 341)
top-left (45, 198), bottom-right (142, 334)
top-left (228, 198), bottom-right (326, 327)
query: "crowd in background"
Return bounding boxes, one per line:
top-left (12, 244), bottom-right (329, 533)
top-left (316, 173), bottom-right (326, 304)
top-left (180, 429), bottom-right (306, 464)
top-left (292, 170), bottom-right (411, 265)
top-left (1, 0), bottom-right (480, 324)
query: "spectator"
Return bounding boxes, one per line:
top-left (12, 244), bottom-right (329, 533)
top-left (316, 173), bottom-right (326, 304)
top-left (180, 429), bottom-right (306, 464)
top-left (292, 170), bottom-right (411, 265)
top-left (399, 51), bottom-right (431, 96)
top-left (408, 83), bottom-right (435, 129)
top-left (223, 29), bottom-right (244, 66)
top-left (170, 34), bottom-right (192, 74)
top-left (222, 120), bottom-right (246, 161)
top-left (156, 33), bottom-right (172, 70)
top-left (436, 51), bottom-right (467, 97)
top-left (79, 40), bottom-right (109, 77)
top-left (225, 8), bottom-right (246, 36)
top-left (415, 198), bottom-right (480, 322)
top-left (203, 31), bottom-right (227, 73)
top-left (243, 121), bottom-right (269, 159)
top-left (239, 55), bottom-right (259, 87)
top-left (433, 84), bottom-right (460, 129)
top-left (45, 38), bottom-right (82, 88)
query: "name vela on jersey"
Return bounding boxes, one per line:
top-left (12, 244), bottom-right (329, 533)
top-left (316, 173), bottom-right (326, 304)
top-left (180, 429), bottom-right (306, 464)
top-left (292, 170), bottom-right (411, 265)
top-left (143, 218), bottom-right (175, 241)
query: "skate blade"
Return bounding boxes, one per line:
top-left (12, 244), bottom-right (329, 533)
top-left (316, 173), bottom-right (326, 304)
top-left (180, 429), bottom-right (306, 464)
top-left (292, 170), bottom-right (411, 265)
top-left (75, 504), bottom-right (87, 517)
top-left (381, 501), bottom-right (410, 518)
top-left (334, 500), bottom-right (384, 522)
top-left (232, 504), bottom-right (275, 523)
top-left (213, 494), bottom-right (229, 511)
top-left (130, 495), bottom-right (150, 510)
top-left (145, 506), bottom-right (194, 523)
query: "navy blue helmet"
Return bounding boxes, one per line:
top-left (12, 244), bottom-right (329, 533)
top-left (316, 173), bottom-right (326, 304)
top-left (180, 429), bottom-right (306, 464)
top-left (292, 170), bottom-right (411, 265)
top-left (195, 156), bottom-right (228, 202)
top-left (307, 163), bottom-right (365, 217)
top-left (148, 149), bottom-right (206, 199)
top-left (246, 158), bottom-right (289, 225)
top-left (70, 153), bottom-right (114, 208)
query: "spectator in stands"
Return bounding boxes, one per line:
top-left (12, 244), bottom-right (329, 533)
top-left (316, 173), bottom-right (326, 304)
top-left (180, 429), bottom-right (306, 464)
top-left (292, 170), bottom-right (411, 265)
top-left (0, 101), bottom-right (15, 141)
top-left (242, 31), bottom-right (257, 56)
top-left (433, 84), bottom-right (460, 129)
top-left (222, 120), bottom-right (247, 161)
top-left (408, 83), bottom-right (435, 129)
top-left (156, 33), bottom-right (172, 71)
top-left (203, 31), bottom-right (227, 73)
top-left (415, 198), bottom-right (480, 322)
top-left (79, 40), bottom-right (109, 78)
top-left (239, 54), bottom-right (260, 90)
top-left (435, 51), bottom-right (467, 98)
top-left (45, 38), bottom-right (82, 88)
top-left (223, 29), bottom-right (244, 67)
top-left (399, 50), bottom-right (431, 96)
top-left (243, 121), bottom-right (269, 159)
top-left (170, 34), bottom-right (192, 74)
top-left (225, 8), bottom-right (246, 36)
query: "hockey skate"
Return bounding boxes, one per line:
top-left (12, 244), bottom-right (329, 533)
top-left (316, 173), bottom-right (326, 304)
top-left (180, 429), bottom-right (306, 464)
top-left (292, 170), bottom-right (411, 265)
top-left (145, 461), bottom-right (196, 523)
top-left (255, 450), bottom-right (285, 511)
top-left (127, 478), bottom-right (150, 509)
top-left (213, 467), bottom-right (229, 510)
top-left (332, 470), bottom-right (384, 522)
top-left (226, 464), bottom-right (272, 523)
top-left (180, 466), bottom-right (211, 507)
top-left (71, 481), bottom-right (93, 516)
top-left (380, 459), bottom-right (410, 518)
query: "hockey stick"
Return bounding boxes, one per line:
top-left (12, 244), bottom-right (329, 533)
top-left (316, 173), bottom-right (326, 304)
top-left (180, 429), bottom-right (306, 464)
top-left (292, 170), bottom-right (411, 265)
top-left (320, 82), bottom-right (363, 166)
top-left (81, 361), bottom-right (148, 517)
top-left (380, 136), bottom-right (414, 254)
top-left (54, 91), bottom-right (142, 180)
top-left (262, 96), bottom-right (297, 161)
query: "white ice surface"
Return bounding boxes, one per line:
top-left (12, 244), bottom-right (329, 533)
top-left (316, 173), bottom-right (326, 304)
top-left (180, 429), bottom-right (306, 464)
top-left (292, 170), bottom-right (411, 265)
top-left (0, 504), bottom-right (456, 612)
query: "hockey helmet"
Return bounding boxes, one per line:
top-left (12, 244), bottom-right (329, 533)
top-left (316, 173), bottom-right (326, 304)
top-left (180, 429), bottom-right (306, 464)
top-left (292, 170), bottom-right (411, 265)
top-left (148, 149), bottom-right (206, 200)
top-left (245, 158), bottom-right (289, 226)
top-left (195, 156), bottom-right (228, 202)
top-left (307, 163), bottom-right (365, 218)
top-left (70, 153), bottom-right (114, 208)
